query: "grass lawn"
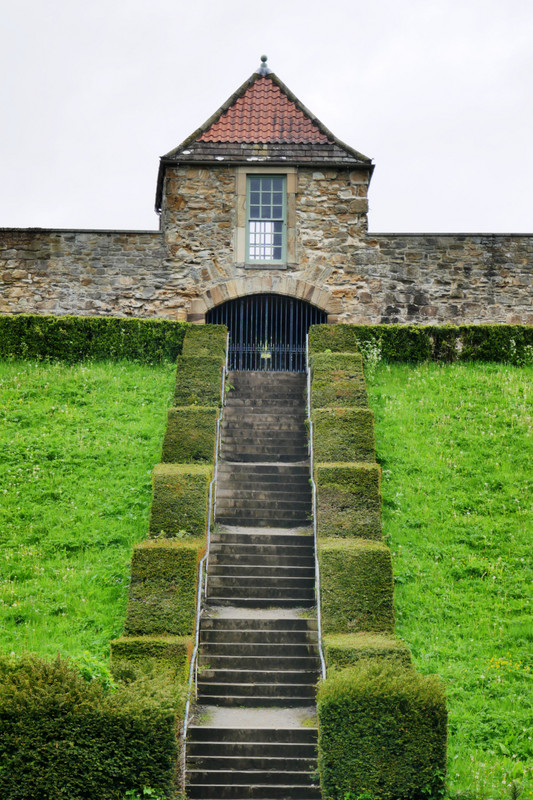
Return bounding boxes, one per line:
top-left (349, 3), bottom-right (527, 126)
top-left (368, 362), bottom-right (532, 799)
top-left (0, 359), bottom-right (176, 670)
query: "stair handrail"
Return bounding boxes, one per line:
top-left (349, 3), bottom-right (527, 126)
top-left (181, 330), bottom-right (229, 788)
top-left (306, 334), bottom-right (327, 681)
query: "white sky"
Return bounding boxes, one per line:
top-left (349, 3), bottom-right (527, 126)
top-left (1, 0), bottom-right (532, 233)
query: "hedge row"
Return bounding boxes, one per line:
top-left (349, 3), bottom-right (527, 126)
top-left (318, 661), bottom-right (447, 800)
top-left (0, 314), bottom-right (188, 362)
top-left (309, 322), bottom-right (533, 363)
top-left (0, 655), bottom-right (178, 800)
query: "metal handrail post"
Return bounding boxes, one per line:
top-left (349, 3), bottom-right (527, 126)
top-left (181, 331), bottom-right (229, 791)
top-left (306, 334), bottom-right (327, 681)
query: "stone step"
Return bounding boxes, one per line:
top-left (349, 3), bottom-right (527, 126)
top-left (188, 728), bottom-right (317, 744)
top-left (198, 669), bottom-right (319, 684)
top-left (200, 618), bottom-right (318, 631)
top-left (210, 554), bottom-right (315, 568)
top-left (225, 398), bottom-right (305, 408)
top-left (208, 566), bottom-right (315, 580)
top-left (221, 435), bottom-right (307, 449)
top-left (204, 596), bottom-right (315, 609)
top-left (215, 498), bottom-right (311, 512)
top-left (200, 629), bottom-right (317, 644)
top-left (215, 515), bottom-right (311, 528)
top-left (217, 463), bottom-right (310, 476)
top-left (197, 681), bottom-right (316, 698)
top-left (186, 781), bottom-right (320, 799)
top-left (196, 694), bottom-right (315, 708)
top-left (199, 643), bottom-right (319, 658)
top-left (187, 755), bottom-right (316, 771)
top-left (188, 742), bottom-right (316, 758)
top-left (210, 531), bottom-right (313, 545)
top-left (222, 420), bottom-right (307, 433)
top-left (207, 576), bottom-right (314, 591)
top-left (188, 769), bottom-right (317, 786)
top-left (221, 451), bottom-right (309, 463)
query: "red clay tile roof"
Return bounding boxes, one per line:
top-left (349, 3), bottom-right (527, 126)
top-left (198, 77), bottom-right (331, 144)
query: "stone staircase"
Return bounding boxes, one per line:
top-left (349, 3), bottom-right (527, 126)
top-left (186, 371), bottom-right (320, 800)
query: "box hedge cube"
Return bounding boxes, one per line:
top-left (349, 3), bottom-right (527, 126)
top-left (315, 463), bottom-right (382, 539)
top-left (124, 540), bottom-right (202, 637)
top-left (318, 662), bottom-right (447, 800)
top-left (161, 406), bottom-right (218, 463)
top-left (310, 352), bottom-right (368, 408)
top-left (319, 538), bottom-right (394, 634)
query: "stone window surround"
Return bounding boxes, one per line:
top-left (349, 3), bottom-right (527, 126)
top-left (235, 166), bottom-right (297, 269)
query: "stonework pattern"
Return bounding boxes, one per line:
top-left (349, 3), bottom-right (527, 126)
top-left (1, 164), bottom-right (532, 324)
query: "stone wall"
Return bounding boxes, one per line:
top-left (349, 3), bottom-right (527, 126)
top-left (1, 165), bottom-right (532, 324)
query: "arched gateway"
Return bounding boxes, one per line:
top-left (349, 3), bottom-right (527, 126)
top-left (206, 293), bottom-right (326, 371)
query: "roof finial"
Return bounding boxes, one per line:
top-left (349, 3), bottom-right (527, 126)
top-left (256, 54), bottom-right (272, 76)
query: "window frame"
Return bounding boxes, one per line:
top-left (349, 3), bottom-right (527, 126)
top-left (235, 167), bottom-right (297, 269)
top-left (246, 174), bottom-right (287, 264)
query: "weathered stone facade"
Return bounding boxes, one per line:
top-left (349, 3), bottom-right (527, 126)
top-left (2, 165), bottom-right (532, 324)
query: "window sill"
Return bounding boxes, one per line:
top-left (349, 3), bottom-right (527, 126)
top-left (240, 262), bottom-right (289, 270)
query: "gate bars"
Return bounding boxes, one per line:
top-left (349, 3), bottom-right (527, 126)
top-left (206, 293), bottom-right (326, 371)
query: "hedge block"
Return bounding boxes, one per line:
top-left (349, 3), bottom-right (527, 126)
top-left (309, 324), bottom-right (362, 355)
top-left (319, 539), bottom-right (394, 634)
top-left (124, 540), bottom-right (202, 637)
top-left (161, 406), bottom-right (218, 463)
top-left (313, 408), bottom-right (376, 463)
top-left (149, 463), bottom-right (212, 538)
top-left (315, 463), bottom-right (381, 539)
top-left (0, 654), bottom-right (179, 800)
top-left (317, 662), bottom-right (447, 800)
top-left (172, 356), bottom-right (224, 406)
top-left (323, 633), bottom-right (412, 669)
top-left (110, 635), bottom-right (191, 685)
top-left (310, 352), bottom-right (368, 408)
top-left (181, 324), bottom-right (227, 360)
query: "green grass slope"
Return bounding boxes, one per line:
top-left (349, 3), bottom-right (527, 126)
top-left (368, 362), bottom-right (532, 799)
top-left (0, 360), bottom-right (176, 669)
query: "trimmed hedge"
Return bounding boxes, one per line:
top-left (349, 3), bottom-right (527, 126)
top-left (149, 463), bottom-right (212, 538)
top-left (313, 408), bottom-right (376, 463)
top-left (310, 352), bottom-right (368, 408)
top-left (172, 355), bottom-right (224, 406)
top-left (110, 635), bottom-right (191, 687)
top-left (323, 633), bottom-right (412, 669)
top-left (124, 540), bottom-right (202, 637)
top-left (318, 662), bottom-right (447, 800)
top-left (161, 407), bottom-right (218, 463)
top-left (0, 313), bottom-right (187, 362)
top-left (181, 324), bottom-right (227, 359)
top-left (309, 322), bottom-right (533, 363)
top-left (319, 539), bottom-right (394, 634)
top-left (0, 654), bottom-right (178, 800)
top-left (315, 463), bottom-right (382, 539)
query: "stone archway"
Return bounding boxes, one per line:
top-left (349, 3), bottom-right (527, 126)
top-left (186, 276), bottom-right (341, 323)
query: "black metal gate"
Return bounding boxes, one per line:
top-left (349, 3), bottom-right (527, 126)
top-left (206, 293), bottom-right (327, 371)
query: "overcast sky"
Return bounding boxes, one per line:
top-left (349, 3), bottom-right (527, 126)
top-left (1, 0), bottom-right (532, 233)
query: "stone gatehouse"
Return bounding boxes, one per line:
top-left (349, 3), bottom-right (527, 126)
top-left (1, 58), bottom-right (532, 325)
